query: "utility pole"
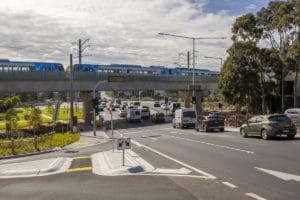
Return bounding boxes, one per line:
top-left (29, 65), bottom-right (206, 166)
top-left (79, 39), bottom-right (82, 65)
top-left (77, 39), bottom-right (90, 65)
top-left (187, 51), bottom-right (190, 69)
top-left (69, 54), bottom-right (74, 132)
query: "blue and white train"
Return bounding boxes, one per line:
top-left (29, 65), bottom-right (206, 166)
top-left (0, 60), bottom-right (219, 77)
top-left (73, 64), bottom-right (219, 77)
top-left (0, 59), bottom-right (64, 72)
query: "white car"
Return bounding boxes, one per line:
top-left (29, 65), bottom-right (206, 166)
top-left (284, 108), bottom-right (300, 123)
top-left (162, 104), bottom-right (169, 110)
top-left (126, 108), bottom-right (141, 122)
top-left (118, 110), bottom-right (127, 117)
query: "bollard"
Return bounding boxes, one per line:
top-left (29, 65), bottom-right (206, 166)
top-left (11, 138), bottom-right (15, 155)
top-left (34, 135), bottom-right (39, 151)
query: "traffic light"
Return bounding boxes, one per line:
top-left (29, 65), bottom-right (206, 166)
top-left (92, 98), bottom-right (98, 109)
top-left (192, 96), bottom-right (196, 104)
top-left (95, 105), bottom-right (100, 115)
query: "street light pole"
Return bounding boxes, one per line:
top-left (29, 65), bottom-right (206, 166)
top-left (158, 33), bottom-right (226, 108)
top-left (192, 38), bottom-right (195, 98)
top-left (204, 56), bottom-right (223, 69)
top-left (93, 80), bottom-right (107, 136)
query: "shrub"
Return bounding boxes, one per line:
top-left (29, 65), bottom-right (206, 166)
top-left (0, 132), bottom-right (80, 156)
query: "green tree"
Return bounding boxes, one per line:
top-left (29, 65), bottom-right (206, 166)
top-left (288, 0), bottom-right (300, 107)
top-left (5, 108), bottom-right (19, 139)
top-left (4, 95), bottom-right (21, 111)
top-left (257, 1), bottom-right (295, 111)
top-left (29, 107), bottom-right (42, 135)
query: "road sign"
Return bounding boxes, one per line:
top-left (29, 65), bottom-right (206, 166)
top-left (109, 103), bottom-right (112, 115)
top-left (108, 76), bottom-right (124, 82)
top-left (117, 138), bottom-right (131, 150)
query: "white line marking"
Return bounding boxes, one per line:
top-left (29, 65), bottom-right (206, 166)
top-left (245, 193), bottom-right (267, 200)
top-left (255, 167), bottom-right (300, 182)
top-left (131, 140), bottom-right (216, 179)
top-left (153, 167), bottom-right (191, 174)
top-left (166, 135), bottom-right (254, 154)
top-left (149, 137), bottom-right (158, 141)
top-left (123, 128), bottom-right (162, 135)
top-left (222, 181), bottom-right (238, 188)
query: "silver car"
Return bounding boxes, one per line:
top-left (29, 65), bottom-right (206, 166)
top-left (240, 114), bottom-right (296, 140)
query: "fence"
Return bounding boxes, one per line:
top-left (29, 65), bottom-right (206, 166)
top-left (0, 134), bottom-right (53, 156)
top-left (224, 114), bottom-right (253, 127)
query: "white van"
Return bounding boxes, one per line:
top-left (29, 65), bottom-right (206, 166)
top-left (126, 108), bottom-right (141, 122)
top-left (172, 108), bottom-right (197, 128)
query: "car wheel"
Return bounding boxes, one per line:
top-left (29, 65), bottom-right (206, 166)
top-left (240, 128), bottom-right (247, 137)
top-left (196, 128), bottom-right (199, 132)
top-left (173, 123), bottom-right (176, 128)
top-left (220, 128), bottom-right (224, 132)
top-left (287, 134), bottom-right (296, 139)
top-left (261, 129), bottom-right (269, 140)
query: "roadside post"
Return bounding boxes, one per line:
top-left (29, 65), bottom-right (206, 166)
top-left (109, 103), bottom-right (114, 151)
top-left (117, 138), bottom-right (131, 166)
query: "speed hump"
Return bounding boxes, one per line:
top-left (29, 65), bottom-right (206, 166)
top-left (117, 138), bottom-right (131, 150)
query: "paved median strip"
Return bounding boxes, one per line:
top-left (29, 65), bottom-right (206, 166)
top-left (67, 155), bottom-right (92, 173)
top-left (73, 155), bottom-right (91, 160)
top-left (67, 167), bottom-right (92, 173)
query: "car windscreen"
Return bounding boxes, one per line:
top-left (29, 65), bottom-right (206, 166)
top-left (183, 111), bottom-right (196, 118)
top-left (268, 115), bottom-right (290, 122)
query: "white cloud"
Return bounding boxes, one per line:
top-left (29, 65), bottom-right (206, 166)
top-left (245, 4), bottom-right (257, 11)
top-left (0, 0), bottom-right (235, 71)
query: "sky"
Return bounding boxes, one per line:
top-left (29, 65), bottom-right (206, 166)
top-left (0, 0), bottom-right (276, 71)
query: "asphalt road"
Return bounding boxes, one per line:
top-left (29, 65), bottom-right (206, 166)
top-left (1, 102), bottom-right (299, 200)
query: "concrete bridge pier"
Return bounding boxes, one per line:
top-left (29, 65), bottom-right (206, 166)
top-left (79, 91), bottom-right (93, 124)
top-left (194, 90), bottom-right (203, 112)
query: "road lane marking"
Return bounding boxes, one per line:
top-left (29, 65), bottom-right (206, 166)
top-left (166, 135), bottom-right (254, 154)
top-left (67, 167), bottom-right (92, 173)
top-left (222, 181), bottom-right (238, 188)
top-left (153, 167), bottom-right (191, 174)
top-left (255, 167), bottom-right (300, 182)
top-left (131, 140), bottom-right (217, 179)
top-left (123, 128), bottom-right (171, 135)
top-left (245, 193), bottom-right (267, 200)
top-left (73, 156), bottom-right (91, 160)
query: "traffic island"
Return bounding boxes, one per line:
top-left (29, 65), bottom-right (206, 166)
top-left (0, 157), bottom-right (72, 179)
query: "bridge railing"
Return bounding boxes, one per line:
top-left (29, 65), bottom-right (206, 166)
top-left (0, 71), bottom-right (218, 82)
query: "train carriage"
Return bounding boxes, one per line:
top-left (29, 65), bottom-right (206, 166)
top-left (0, 60), bottom-right (64, 72)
